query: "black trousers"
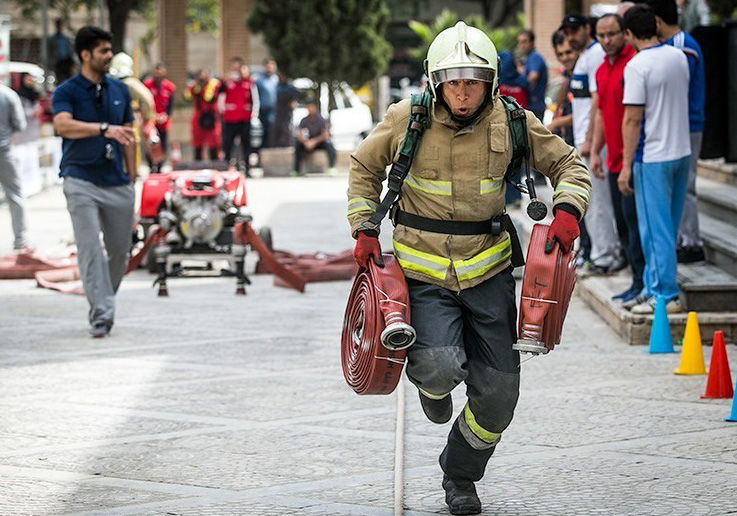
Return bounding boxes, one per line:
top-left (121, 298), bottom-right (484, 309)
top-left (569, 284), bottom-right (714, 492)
top-left (222, 121), bottom-right (251, 169)
top-left (294, 141), bottom-right (336, 173)
top-left (607, 171), bottom-right (645, 292)
top-left (406, 270), bottom-right (520, 482)
top-left (194, 147), bottom-right (219, 161)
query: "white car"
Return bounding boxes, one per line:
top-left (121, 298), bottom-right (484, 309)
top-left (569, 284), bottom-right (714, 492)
top-left (291, 78), bottom-right (374, 151)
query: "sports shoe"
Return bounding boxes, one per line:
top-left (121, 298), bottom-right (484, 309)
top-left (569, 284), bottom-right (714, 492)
top-left (623, 294), bottom-right (649, 310)
top-left (677, 246), bottom-right (705, 263)
top-left (607, 255), bottom-right (628, 274)
top-left (612, 287), bottom-right (635, 301)
top-left (578, 261), bottom-right (609, 277)
top-left (630, 297), bottom-right (682, 315)
top-left (89, 322), bottom-right (111, 339)
top-left (419, 390), bottom-right (452, 424)
top-left (442, 475), bottom-right (482, 515)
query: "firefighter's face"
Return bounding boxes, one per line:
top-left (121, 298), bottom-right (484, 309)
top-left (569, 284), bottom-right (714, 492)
top-left (441, 79), bottom-right (486, 118)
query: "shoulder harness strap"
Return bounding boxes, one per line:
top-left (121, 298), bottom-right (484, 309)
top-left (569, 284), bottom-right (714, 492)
top-left (361, 91), bottom-right (432, 232)
top-left (499, 95), bottom-right (530, 180)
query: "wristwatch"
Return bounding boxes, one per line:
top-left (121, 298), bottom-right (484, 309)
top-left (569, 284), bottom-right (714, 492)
top-left (100, 122), bottom-right (109, 135)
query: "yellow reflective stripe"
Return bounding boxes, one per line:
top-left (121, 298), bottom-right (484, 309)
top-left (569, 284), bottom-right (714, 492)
top-left (480, 178), bottom-right (504, 194)
top-left (554, 181), bottom-right (590, 201)
top-left (419, 388), bottom-right (450, 400)
top-left (464, 403), bottom-right (501, 443)
top-left (453, 238), bottom-right (512, 282)
top-left (347, 197), bottom-right (379, 215)
top-left (393, 240), bottom-right (450, 280)
top-left (203, 79), bottom-right (219, 102)
top-left (405, 173), bottom-right (452, 196)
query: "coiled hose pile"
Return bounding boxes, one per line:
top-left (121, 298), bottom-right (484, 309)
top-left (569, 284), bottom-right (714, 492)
top-left (342, 253), bottom-right (414, 395)
top-left (516, 223), bottom-right (577, 354)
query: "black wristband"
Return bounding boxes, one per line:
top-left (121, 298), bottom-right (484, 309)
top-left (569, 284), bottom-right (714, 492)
top-left (553, 202), bottom-right (580, 220)
top-left (358, 229), bottom-right (379, 238)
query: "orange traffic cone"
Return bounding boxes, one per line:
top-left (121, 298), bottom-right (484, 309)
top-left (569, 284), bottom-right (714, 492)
top-left (701, 331), bottom-right (733, 399)
top-left (674, 312), bottom-right (707, 375)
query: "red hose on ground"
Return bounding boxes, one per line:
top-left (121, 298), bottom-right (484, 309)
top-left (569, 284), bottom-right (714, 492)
top-left (516, 223), bottom-right (577, 354)
top-left (341, 253), bottom-right (413, 395)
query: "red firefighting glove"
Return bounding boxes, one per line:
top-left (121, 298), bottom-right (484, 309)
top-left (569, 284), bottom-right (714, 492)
top-left (353, 231), bottom-right (384, 267)
top-left (545, 207), bottom-right (579, 254)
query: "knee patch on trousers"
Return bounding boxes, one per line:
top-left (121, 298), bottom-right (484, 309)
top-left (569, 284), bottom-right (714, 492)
top-left (406, 346), bottom-right (467, 396)
top-left (463, 361), bottom-right (520, 441)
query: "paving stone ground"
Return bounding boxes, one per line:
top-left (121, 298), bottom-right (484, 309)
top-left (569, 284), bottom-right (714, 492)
top-left (1, 176), bottom-right (737, 515)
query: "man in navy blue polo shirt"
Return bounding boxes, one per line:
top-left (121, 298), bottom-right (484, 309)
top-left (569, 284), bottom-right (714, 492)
top-left (52, 26), bottom-right (136, 338)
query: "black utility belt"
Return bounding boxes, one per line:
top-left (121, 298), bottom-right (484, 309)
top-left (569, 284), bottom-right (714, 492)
top-left (391, 208), bottom-right (526, 267)
top-left (391, 208), bottom-right (505, 236)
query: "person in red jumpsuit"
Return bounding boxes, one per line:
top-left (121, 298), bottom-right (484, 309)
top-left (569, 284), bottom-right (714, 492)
top-left (185, 70), bottom-right (221, 161)
top-left (218, 57), bottom-right (258, 176)
top-left (143, 63), bottom-right (176, 173)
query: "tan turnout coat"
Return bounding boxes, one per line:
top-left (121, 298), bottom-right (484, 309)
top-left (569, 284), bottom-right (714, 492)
top-left (348, 96), bottom-right (592, 291)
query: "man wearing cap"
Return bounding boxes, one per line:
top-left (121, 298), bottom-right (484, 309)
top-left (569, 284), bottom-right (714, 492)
top-left (348, 21), bottom-right (591, 515)
top-left (561, 14), bottom-right (623, 275)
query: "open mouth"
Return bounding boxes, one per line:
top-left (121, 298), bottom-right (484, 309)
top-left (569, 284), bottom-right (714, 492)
top-left (456, 107), bottom-right (469, 115)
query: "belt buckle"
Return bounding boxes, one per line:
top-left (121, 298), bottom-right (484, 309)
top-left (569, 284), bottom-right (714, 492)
top-left (490, 218), bottom-right (502, 236)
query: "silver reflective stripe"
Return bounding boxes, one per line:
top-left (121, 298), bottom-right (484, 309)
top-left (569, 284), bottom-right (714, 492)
top-left (554, 181), bottom-right (589, 202)
top-left (393, 240), bottom-right (450, 281)
top-left (480, 178), bottom-right (504, 194)
top-left (432, 67), bottom-right (495, 85)
top-left (405, 173), bottom-right (452, 196)
top-left (453, 239), bottom-right (512, 282)
top-left (348, 197), bottom-right (379, 215)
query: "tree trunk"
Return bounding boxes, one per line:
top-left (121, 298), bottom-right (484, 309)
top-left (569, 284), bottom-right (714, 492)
top-left (107, 0), bottom-right (134, 53)
top-left (482, 0), bottom-right (522, 27)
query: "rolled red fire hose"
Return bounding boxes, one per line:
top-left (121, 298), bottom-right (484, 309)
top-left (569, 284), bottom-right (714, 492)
top-left (342, 253), bottom-right (414, 395)
top-left (516, 223), bottom-right (577, 354)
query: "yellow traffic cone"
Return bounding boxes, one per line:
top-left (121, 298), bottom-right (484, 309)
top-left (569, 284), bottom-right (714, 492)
top-left (674, 311), bottom-right (707, 375)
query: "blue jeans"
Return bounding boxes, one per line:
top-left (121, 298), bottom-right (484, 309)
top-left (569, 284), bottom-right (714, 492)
top-left (633, 156), bottom-right (690, 301)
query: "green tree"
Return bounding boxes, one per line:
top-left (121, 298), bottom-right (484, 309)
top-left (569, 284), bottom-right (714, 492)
top-left (706, 0), bottom-right (737, 18)
top-left (408, 8), bottom-right (525, 63)
top-left (248, 0), bottom-right (392, 87)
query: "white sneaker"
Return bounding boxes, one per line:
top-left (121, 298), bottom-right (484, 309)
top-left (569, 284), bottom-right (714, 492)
top-left (623, 294), bottom-right (649, 310)
top-left (631, 297), bottom-right (682, 315)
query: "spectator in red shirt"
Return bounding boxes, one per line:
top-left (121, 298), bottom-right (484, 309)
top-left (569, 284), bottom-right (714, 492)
top-left (143, 63), bottom-right (176, 173)
top-left (219, 57), bottom-right (259, 176)
top-left (591, 13), bottom-right (645, 303)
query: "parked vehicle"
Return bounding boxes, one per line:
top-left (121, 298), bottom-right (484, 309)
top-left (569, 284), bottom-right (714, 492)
top-left (291, 79), bottom-right (374, 151)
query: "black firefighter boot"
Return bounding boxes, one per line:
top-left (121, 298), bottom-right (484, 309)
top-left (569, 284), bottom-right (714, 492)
top-left (419, 390), bottom-right (453, 424)
top-left (442, 475), bottom-right (482, 515)
top-left (439, 418), bottom-right (497, 515)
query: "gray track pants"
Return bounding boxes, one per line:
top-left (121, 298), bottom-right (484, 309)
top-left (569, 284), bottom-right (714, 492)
top-left (0, 150), bottom-right (27, 248)
top-left (63, 176), bottom-right (135, 326)
top-left (406, 270), bottom-right (520, 481)
top-left (582, 150), bottom-right (620, 267)
top-left (679, 132), bottom-right (703, 247)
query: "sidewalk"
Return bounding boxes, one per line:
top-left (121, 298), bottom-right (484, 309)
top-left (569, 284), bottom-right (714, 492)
top-left (1, 177), bottom-right (736, 515)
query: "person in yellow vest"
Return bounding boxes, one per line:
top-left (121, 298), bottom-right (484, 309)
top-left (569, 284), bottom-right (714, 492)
top-left (347, 22), bottom-right (591, 515)
top-left (184, 70), bottom-right (222, 161)
top-left (109, 52), bottom-right (155, 172)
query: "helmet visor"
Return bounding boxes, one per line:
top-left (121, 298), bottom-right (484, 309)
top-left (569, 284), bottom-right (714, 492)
top-left (431, 67), bottom-right (495, 85)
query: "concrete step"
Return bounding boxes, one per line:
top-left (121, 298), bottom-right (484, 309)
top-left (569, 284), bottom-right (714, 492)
top-left (696, 176), bottom-right (737, 226)
top-left (678, 262), bottom-right (737, 312)
top-left (700, 212), bottom-right (737, 277)
top-left (577, 273), bottom-right (737, 346)
top-left (697, 159), bottom-right (737, 186)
